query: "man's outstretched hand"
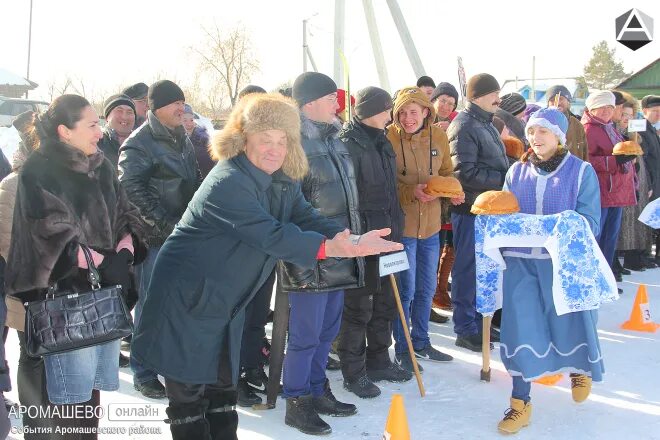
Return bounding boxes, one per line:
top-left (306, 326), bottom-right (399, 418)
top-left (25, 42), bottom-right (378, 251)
top-left (325, 228), bottom-right (404, 258)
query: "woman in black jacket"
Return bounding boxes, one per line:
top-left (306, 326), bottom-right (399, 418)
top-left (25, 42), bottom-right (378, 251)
top-left (6, 94), bottom-right (146, 439)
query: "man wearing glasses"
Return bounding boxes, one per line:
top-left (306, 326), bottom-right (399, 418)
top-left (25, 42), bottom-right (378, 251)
top-left (123, 82), bottom-right (149, 129)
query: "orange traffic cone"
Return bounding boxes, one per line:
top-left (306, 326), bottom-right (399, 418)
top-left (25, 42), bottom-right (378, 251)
top-left (621, 284), bottom-right (660, 333)
top-left (534, 374), bottom-right (563, 386)
top-left (383, 394), bottom-right (410, 440)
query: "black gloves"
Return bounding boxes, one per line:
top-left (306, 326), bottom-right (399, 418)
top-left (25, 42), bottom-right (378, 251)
top-left (615, 154), bottom-right (636, 165)
top-left (98, 249), bottom-right (133, 290)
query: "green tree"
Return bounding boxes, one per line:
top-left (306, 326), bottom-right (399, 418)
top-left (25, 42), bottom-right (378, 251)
top-left (582, 41), bottom-right (630, 89)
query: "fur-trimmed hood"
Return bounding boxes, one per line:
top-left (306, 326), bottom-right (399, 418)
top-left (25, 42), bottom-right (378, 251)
top-left (210, 93), bottom-right (308, 180)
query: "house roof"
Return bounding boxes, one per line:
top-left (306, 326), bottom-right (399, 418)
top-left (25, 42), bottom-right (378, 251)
top-left (616, 58), bottom-right (659, 89)
top-left (0, 68), bottom-right (37, 88)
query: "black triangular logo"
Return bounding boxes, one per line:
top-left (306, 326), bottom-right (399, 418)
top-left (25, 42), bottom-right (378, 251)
top-left (628, 14), bottom-right (642, 29)
top-left (620, 39), bottom-right (651, 51)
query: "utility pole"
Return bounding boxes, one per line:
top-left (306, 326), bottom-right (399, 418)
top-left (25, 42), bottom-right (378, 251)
top-left (531, 56), bottom-right (536, 102)
top-left (303, 19), bottom-right (308, 72)
top-left (333, 0), bottom-right (345, 88)
top-left (26, 0), bottom-right (33, 98)
top-left (385, 0), bottom-right (425, 78)
top-left (362, 0), bottom-right (390, 92)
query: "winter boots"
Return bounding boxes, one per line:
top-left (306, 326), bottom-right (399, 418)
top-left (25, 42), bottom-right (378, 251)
top-left (433, 244), bottom-right (454, 311)
top-left (497, 398), bottom-right (532, 434)
top-left (343, 374), bottom-right (381, 399)
top-left (285, 395), bottom-right (332, 436)
top-left (206, 391), bottom-right (239, 440)
top-left (166, 401), bottom-right (211, 440)
top-left (570, 374), bottom-right (592, 403)
top-left (367, 361), bottom-right (413, 383)
top-left (313, 380), bottom-right (357, 417)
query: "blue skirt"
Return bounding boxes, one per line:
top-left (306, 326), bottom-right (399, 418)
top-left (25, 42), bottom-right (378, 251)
top-left (500, 257), bottom-right (604, 382)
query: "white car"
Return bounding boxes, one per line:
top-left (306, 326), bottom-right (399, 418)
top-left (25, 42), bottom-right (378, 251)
top-left (0, 97), bottom-right (49, 127)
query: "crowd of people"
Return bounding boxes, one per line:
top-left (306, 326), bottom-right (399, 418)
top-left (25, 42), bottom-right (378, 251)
top-left (0, 68), bottom-right (658, 440)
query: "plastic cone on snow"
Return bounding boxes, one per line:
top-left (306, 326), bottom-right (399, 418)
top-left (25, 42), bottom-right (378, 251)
top-left (621, 284), bottom-right (660, 333)
top-left (534, 374), bottom-right (563, 386)
top-left (383, 394), bottom-right (410, 440)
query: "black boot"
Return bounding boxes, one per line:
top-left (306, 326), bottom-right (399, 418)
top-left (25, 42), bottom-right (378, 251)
top-left (166, 401), bottom-right (211, 440)
top-left (343, 374), bottom-right (381, 398)
top-left (326, 355), bottom-right (341, 371)
top-left (237, 377), bottom-right (262, 407)
top-left (244, 366), bottom-right (268, 392)
top-left (207, 391), bottom-right (239, 440)
top-left (312, 380), bottom-right (357, 417)
top-left (285, 395), bottom-right (332, 435)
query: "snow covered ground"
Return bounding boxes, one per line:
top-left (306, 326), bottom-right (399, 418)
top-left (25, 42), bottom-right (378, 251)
top-left (4, 266), bottom-right (660, 439)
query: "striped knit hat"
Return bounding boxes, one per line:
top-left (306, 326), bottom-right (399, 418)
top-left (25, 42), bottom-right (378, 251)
top-left (526, 108), bottom-right (568, 146)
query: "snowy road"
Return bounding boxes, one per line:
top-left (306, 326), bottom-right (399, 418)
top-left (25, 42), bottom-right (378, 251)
top-left (4, 267), bottom-right (660, 439)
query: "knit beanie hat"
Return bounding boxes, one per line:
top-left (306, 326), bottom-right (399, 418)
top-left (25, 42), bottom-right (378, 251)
top-left (466, 73), bottom-right (500, 100)
top-left (499, 93), bottom-right (527, 116)
top-left (292, 72), bottom-right (337, 107)
top-left (103, 94), bottom-right (136, 119)
top-left (239, 85), bottom-right (267, 99)
top-left (392, 86), bottom-right (435, 129)
top-left (545, 85), bottom-right (572, 103)
top-left (416, 75), bottom-right (436, 89)
top-left (430, 82), bottom-right (459, 105)
top-left (526, 107), bottom-right (569, 146)
top-left (585, 91), bottom-right (615, 111)
top-left (148, 80), bottom-right (185, 111)
top-left (354, 86), bottom-right (392, 120)
top-left (183, 104), bottom-right (194, 115)
top-left (122, 82), bottom-right (148, 100)
top-left (641, 95), bottom-right (660, 109)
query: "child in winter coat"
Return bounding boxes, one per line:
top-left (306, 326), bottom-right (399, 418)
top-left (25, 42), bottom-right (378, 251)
top-left (497, 108), bottom-right (604, 434)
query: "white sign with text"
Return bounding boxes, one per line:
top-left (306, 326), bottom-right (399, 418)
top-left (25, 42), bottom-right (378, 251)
top-left (628, 119), bottom-right (647, 132)
top-left (379, 251), bottom-right (410, 277)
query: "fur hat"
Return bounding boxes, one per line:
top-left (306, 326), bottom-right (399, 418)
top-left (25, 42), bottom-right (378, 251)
top-left (210, 93), bottom-right (308, 180)
top-left (392, 87), bottom-right (435, 131)
top-left (641, 95), bottom-right (660, 109)
top-left (526, 107), bottom-right (568, 146)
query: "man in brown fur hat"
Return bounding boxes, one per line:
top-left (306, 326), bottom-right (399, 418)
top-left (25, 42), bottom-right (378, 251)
top-left (131, 93), bottom-right (402, 440)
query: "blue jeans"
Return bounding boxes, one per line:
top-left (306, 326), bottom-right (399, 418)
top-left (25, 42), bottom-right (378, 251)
top-left (44, 340), bottom-right (119, 404)
top-left (130, 246), bottom-right (160, 386)
top-left (283, 290), bottom-right (344, 398)
top-left (512, 376), bottom-right (531, 402)
top-left (392, 235), bottom-right (440, 354)
top-left (451, 213), bottom-right (482, 337)
top-left (596, 207), bottom-right (623, 269)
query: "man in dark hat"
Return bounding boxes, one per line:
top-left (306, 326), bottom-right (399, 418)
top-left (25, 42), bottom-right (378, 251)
top-left (640, 95), bottom-right (660, 264)
top-left (280, 71), bottom-right (363, 435)
top-left (495, 92), bottom-right (528, 147)
top-left (545, 85), bottom-right (589, 161)
top-left (337, 86), bottom-right (412, 399)
top-left (448, 73), bottom-right (509, 352)
top-left (99, 94), bottom-right (136, 168)
top-left (122, 82), bottom-right (149, 128)
top-left (416, 75), bottom-right (436, 100)
top-left (118, 79), bottom-right (201, 399)
top-left (430, 82), bottom-right (459, 131)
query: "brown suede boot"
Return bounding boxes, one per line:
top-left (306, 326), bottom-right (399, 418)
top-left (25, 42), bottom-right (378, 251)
top-left (433, 245), bottom-right (454, 311)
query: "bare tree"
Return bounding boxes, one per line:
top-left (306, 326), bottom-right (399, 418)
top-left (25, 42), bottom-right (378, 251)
top-left (191, 23), bottom-right (259, 107)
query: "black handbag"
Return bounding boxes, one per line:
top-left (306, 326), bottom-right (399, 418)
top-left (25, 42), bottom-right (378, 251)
top-left (24, 244), bottom-right (134, 357)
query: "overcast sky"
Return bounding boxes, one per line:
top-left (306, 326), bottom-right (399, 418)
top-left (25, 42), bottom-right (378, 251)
top-left (2, 0), bottom-right (658, 103)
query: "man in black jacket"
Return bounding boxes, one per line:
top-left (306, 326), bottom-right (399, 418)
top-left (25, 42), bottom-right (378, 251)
top-left (118, 80), bottom-right (201, 399)
top-left (447, 73), bottom-right (509, 352)
top-left (98, 94), bottom-right (136, 169)
top-left (279, 72), bottom-right (362, 435)
top-left (640, 95), bottom-right (660, 264)
top-left (337, 87), bottom-right (412, 399)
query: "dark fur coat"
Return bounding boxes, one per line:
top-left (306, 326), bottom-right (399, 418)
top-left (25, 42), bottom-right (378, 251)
top-left (6, 139), bottom-right (146, 301)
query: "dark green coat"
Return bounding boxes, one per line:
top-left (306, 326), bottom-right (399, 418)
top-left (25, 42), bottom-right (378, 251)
top-left (131, 153), bottom-right (342, 384)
